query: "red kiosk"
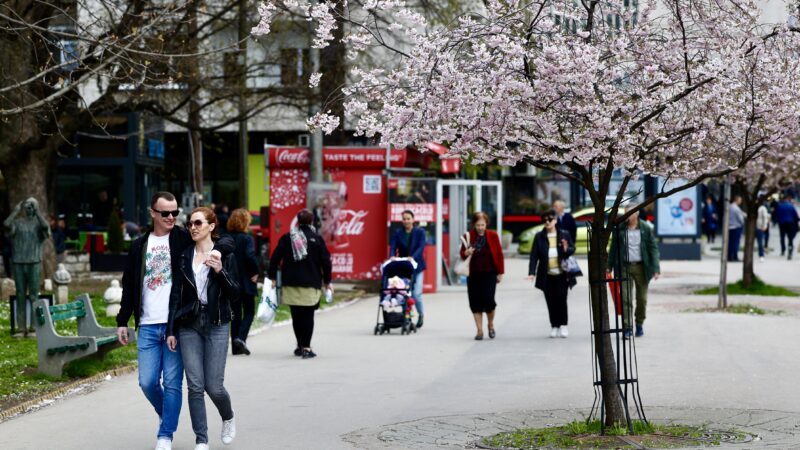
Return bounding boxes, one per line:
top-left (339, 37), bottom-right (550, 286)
top-left (266, 146), bottom-right (413, 281)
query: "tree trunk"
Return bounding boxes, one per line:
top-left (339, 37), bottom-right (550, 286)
top-left (187, 1), bottom-right (203, 199)
top-left (1, 148), bottom-right (56, 279)
top-left (741, 199), bottom-right (758, 289)
top-left (319, 0), bottom-right (347, 146)
top-left (588, 221), bottom-right (626, 426)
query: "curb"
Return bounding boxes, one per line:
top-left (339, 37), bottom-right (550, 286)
top-left (0, 365), bottom-right (137, 424)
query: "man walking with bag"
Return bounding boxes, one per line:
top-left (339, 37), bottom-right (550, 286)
top-left (116, 192), bottom-right (233, 450)
top-left (608, 206), bottom-right (660, 339)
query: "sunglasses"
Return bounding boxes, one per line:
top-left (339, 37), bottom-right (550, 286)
top-left (152, 208), bottom-right (180, 218)
top-left (544, 217), bottom-right (556, 223)
top-left (187, 220), bottom-right (208, 228)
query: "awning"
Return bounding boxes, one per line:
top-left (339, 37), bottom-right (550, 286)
top-left (424, 142), bottom-right (461, 174)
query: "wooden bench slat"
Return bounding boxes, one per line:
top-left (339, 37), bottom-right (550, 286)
top-left (48, 301), bottom-right (85, 313)
top-left (46, 342), bottom-right (90, 355)
top-left (95, 336), bottom-right (118, 346)
top-left (49, 310), bottom-right (86, 322)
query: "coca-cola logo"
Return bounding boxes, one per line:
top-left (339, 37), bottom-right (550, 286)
top-left (336, 209), bottom-right (368, 236)
top-left (276, 149), bottom-right (310, 166)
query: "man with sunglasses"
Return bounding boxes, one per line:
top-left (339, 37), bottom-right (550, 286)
top-left (116, 192), bottom-right (234, 450)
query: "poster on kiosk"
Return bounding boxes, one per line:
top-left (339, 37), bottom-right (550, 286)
top-left (266, 145), bottom-right (406, 280)
top-left (387, 178), bottom-right (437, 293)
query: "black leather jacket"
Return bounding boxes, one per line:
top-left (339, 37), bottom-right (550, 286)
top-left (116, 229), bottom-right (234, 329)
top-left (167, 244), bottom-right (240, 337)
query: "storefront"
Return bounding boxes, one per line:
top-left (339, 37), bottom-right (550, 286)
top-left (56, 113), bottom-right (165, 229)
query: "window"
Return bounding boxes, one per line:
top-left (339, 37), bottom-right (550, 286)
top-left (280, 48), bottom-right (310, 86)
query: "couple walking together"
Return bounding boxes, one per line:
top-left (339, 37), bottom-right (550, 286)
top-left (116, 192), bottom-right (240, 450)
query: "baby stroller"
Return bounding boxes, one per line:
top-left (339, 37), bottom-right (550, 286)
top-left (374, 258), bottom-right (418, 335)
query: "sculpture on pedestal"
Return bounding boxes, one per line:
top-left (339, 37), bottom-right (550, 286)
top-left (4, 198), bottom-right (50, 336)
top-left (53, 263), bottom-right (72, 304)
top-left (104, 279), bottom-right (123, 317)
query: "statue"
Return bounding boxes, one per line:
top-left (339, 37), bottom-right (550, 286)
top-left (53, 263), bottom-right (72, 304)
top-left (4, 198), bottom-right (50, 336)
top-left (103, 279), bottom-right (123, 317)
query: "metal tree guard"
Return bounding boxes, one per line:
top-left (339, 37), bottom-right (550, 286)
top-left (587, 224), bottom-right (647, 434)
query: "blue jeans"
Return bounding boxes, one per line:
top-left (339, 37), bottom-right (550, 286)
top-left (756, 229), bottom-right (766, 257)
top-left (413, 271), bottom-right (424, 316)
top-left (137, 324), bottom-right (183, 440)
top-left (180, 322), bottom-right (234, 444)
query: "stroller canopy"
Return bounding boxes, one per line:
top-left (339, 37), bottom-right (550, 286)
top-left (381, 258), bottom-right (417, 280)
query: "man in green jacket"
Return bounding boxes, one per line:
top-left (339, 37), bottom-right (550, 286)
top-left (608, 207), bottom-right (660, 338)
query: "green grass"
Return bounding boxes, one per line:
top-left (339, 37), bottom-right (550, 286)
top-left (0, 281), bottom-right (364, 412)
top-left (483, 420), bottom-right (746, 449)
top-left (0, 285), bottom-right (138, 411)
top-left (686, 302), bottom-right (782, 316)
top-left (694, 276), bottom-right (798, 297)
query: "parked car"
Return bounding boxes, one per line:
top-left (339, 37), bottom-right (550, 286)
top-left (517, 207), bottom-right (624, 255)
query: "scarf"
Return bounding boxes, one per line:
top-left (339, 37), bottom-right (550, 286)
top-left (290, 224), bottom-right (315, 261)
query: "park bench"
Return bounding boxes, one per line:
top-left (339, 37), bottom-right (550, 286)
top-left (32, 293), bottom-right (135, 377)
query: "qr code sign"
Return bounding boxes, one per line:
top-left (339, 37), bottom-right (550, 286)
top-left (363, 175), bottom-right (382, 194)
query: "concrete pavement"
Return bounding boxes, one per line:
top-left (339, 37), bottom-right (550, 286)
top-left (1, 254), bottom-right (800, 449)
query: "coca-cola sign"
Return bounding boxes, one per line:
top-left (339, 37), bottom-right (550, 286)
top-left (269, 167), bottom-right (388, 280)
top-left (276, 149), bottom-right (310, 166)
top-left (266, 146), bottom-right (407, 169)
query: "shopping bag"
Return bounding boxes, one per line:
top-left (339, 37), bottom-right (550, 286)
top-left (257, 278), bottom-right (279, 326)
top-left (560, 256), bottom-right (583, 277)
top-left (453, 233), bottom-right (471, 277)
top-left (606, 272), bottom-right (621, 316)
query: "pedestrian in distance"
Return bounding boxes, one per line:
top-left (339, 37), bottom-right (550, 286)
top-left (116, 192), bottom-right (234, 450)
top-left (553, 200), bottom-right (577, 245)
top-left (607, 207), bottom-right (660, 339)
top-left (702, 195), bottom-right (719, 244)
top-left (775, 193), bottom-right (799, 259)
top-left (526, 209), bottom-right (575, 339)
top-left (459, 211), bottom-right (505, 340)
top-left (389, 209), bottom-right (427, 328)
top-left (49, 215), bottom-right (67, 263)
top-left (727, 195), bottom-right (745, 262)
top-left (227, 208), bottom-right (260, 356)
top-left (268, 209), bottom-right (333, 359)
top-left (166, 207), bottom-right (240, 450)
top-left (756, 196), bottom-right (770, 262)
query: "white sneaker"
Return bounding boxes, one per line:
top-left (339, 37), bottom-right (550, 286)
top-left (559, 326), bottom-right (569, 338)
top-left (194, 444), bottom-right (209, 450)
top-left (549, 327), bottom-right (558, 338)
top-left (155, 438), bottom-right (172, 450)
top-left (221, 415), bottom-right (236, 445)
top-left (759, 257), bottom-right (765, 262)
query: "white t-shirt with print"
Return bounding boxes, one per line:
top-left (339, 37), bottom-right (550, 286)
top-left (140, 233), bottom-right (172, 325)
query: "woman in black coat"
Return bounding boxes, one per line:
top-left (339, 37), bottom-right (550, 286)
top-left (227, 208), bottom-right (260, 356)
top-left (268, 209), bottom-right (333, 359)
top-left (527, 209), bottom-right (575, 339)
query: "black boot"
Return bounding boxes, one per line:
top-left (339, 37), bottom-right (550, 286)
top-left (416, 315), bottom-right (424, 329)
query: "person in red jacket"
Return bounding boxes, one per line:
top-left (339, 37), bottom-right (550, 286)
top-left (459, 211), bottom-right (505, 340)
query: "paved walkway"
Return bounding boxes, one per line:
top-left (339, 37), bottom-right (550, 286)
top-left (1, 255), bottom-right (800, 449)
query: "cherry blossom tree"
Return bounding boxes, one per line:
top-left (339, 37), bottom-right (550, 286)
top-left (253, 0), bottom-right (800, 426)
top-left (733, 139), bottom-right (800, 289)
